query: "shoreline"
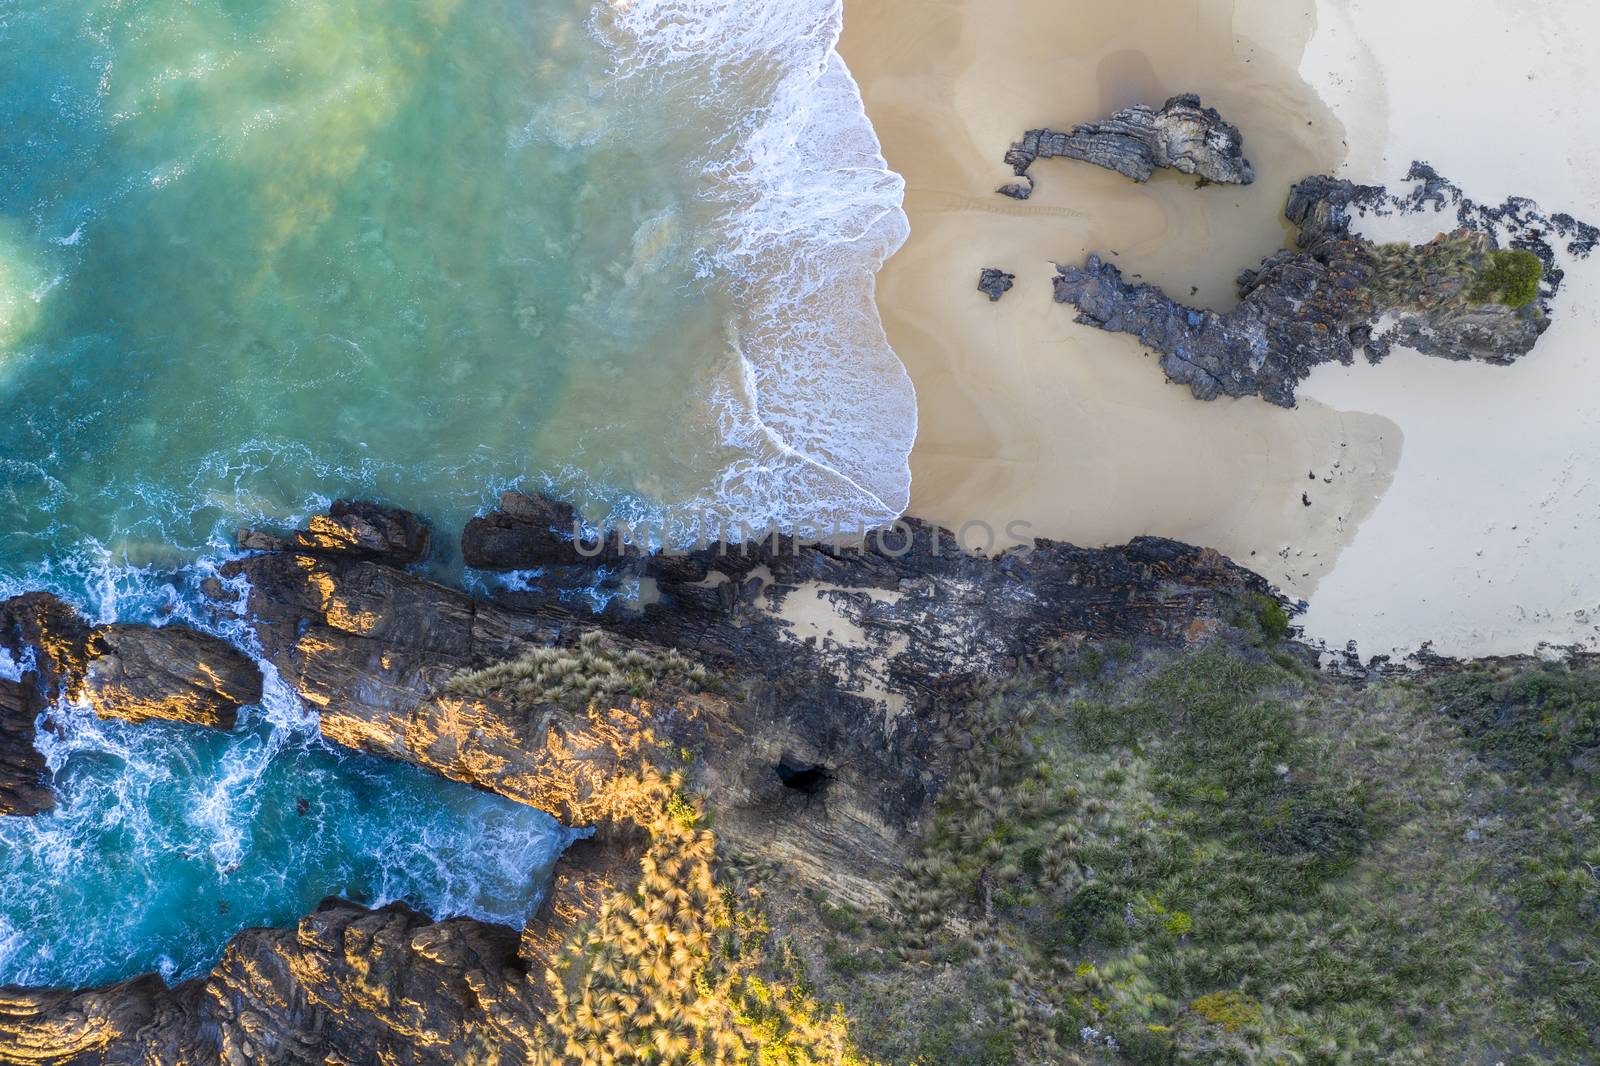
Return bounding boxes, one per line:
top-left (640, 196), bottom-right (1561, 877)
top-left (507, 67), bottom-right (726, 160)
top-left (836, 0), bottom-right (1403, 606)
top-left (840, 0), bottom-right (1600, 659)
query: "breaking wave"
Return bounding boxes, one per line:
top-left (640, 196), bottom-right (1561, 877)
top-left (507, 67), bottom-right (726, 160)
top-left (594, 0), bottom-right (916, 531)
top-left (0, 0), bottom-right (916, 988)
top-left (0, 539), bottom-right (575, 987)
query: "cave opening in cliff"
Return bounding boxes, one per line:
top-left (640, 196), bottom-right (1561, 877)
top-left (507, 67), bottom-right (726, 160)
top-left (775, 757), bottom-right (830, 795)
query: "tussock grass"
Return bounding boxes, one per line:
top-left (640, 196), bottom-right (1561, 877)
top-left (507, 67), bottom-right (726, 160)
top-left (797, 643), bottom-right (1600, 1064)
top-left (535, 766), bottom-right (870, 1065)
top-left (1365, 232), bottom-right (1543, 313)
top-left (446, 630), bottom-right (715, 711)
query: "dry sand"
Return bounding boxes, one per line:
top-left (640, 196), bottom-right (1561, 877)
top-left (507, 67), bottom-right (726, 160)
top-left (1294, 0), bottom-right (1600, 657)
top-left (837, 0), bottom-right (1402, 601)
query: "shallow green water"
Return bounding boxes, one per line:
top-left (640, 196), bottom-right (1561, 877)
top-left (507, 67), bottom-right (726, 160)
top-left (0, 0), bottom-right (909, 987)
top-left (3, 0), bottom-right (726, 563)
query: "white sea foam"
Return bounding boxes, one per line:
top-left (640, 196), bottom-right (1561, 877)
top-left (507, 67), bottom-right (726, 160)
top-left (593, 0), bottom-right (916, 534)
top-left (0, 646), bottom-right (25, 683)
top-left (0, 0), bottom-right (917, 986)
top-left (0, 528), bottom-right (566, 986)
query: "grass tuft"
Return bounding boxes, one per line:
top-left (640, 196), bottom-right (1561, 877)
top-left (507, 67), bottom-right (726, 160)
top-left (445, 629), bottom-right (716, 710)
top-left (796, 642), bottom-right (1600, 1064)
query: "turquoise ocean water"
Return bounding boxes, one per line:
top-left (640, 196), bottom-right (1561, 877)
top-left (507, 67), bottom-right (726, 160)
top-left (0, 0), bottom-right (910, 986)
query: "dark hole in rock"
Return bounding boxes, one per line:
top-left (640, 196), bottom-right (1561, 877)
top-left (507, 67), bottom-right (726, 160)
top-left (776, 758), bottom-right (829, 795)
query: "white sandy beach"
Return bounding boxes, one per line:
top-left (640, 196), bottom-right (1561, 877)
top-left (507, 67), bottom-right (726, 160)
top-left (1296, 0), bottom-right (1600, 657)
top-left (842, 0), bottom-right (1600, 659)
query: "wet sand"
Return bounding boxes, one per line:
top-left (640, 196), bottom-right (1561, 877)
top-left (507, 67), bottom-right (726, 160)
top-left (838, 0), bottom-right (1401, 600)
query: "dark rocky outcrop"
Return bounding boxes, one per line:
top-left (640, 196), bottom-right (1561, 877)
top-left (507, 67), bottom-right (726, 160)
top-left (0, 500), bottom-right (1282, 1060)
top-left (978, 267), bottom-right (1015, 301)
top-left (218, 502), bottom-right (1274, 901)
top-left (81, 624), bottom-right (263, 730)
top-left (1369, 161), bottom-right (1599, 260)
top-left (0, 680), bottom-right (53, 816)
top-left (0, 593), bottom-right (92, 816)
top-left (997, 177), bottom-right (1034, 200)
top-left (238, 498), bottom-right (432, 565)
top-left (461, 490), bottom-right (637, 572)
top-left (0, 593), bottom-right (92, 704)
top-left (0, 897), bottom-right (548, 1064)
top-left (1054, 170), bottom-right (1592, 406)
top-left (1054, 249), bottom-right (1353, 406)
top-left (0, 592), bottom-right (263, 736)
top-left (1003, 93), bottom-right (1255, 192)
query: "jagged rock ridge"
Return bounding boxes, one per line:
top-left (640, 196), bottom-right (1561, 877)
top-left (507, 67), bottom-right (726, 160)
top-left (1053, 167), bottom-right (1595, 406)
top-left (0, 593), bottom-right (263, 738)
top-left (237, 498), bottom-right (432, 564)
top-left (0, 499), bottom-right (1280, 1061)
top-left (1000, 92), bottom-right (1255, 199)
top-left (0, 594), bottom-right (264, 815)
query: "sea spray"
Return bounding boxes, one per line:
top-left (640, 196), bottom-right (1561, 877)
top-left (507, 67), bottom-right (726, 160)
top-left (0, 537), bottom-right (571, 988)
top-left (0, 0), bottom-right (917, 988)
top-left (5, 699), bottom-right (573, 986)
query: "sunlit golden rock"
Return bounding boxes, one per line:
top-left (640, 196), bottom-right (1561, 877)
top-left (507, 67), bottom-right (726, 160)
top-left (82, 624), bottom-right (263, 730)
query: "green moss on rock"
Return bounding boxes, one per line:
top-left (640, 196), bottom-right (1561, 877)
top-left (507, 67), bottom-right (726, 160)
top-left (1471, 248), bottom-right (1543, 308)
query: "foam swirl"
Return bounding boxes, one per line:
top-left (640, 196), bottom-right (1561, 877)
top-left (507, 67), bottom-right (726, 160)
top-left (594, 0), bottom-right (916, 532)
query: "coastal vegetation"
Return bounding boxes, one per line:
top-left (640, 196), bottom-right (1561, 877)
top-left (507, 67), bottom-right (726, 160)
top-left (8, 500), bottom-right (1598, 1062)
top-left (1367, 232), bottom-right (1485, 307)
top-left (533, 763), bottom-right (870, 1065)
top-left (495, 628), bottom-right (1599, 1064)
top-left (769, 641), bottom-right (1599, 1064)
top-left (445, 630), bottom-right (717, 711)
top-left (1367, 235), bottom-right (1544, 312)
top-left (1471, 248), bottom-right (1545, 309)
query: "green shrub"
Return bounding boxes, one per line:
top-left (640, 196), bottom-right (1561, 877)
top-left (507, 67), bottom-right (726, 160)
top-left (806, 646), bottom-right (1600, 1064)
top-left (1430, 663), bottom-right (1600, 779)
top-left (1470, 248), bottom-right (1543, 308)
top-left (1254, 596), bottom-right (1292, 642)
top-left (1223, 591), bottom-right (1293, 645)
top-left (1251, 783), bottom-right (1369, 871)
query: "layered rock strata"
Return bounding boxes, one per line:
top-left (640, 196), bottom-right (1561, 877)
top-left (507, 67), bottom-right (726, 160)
top-left (1000, 92), bottom-right (1255, 198)
top-left (0, 592), bottom-right (263, 738)
top-left (0, 679), bottom-right (53, 816)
